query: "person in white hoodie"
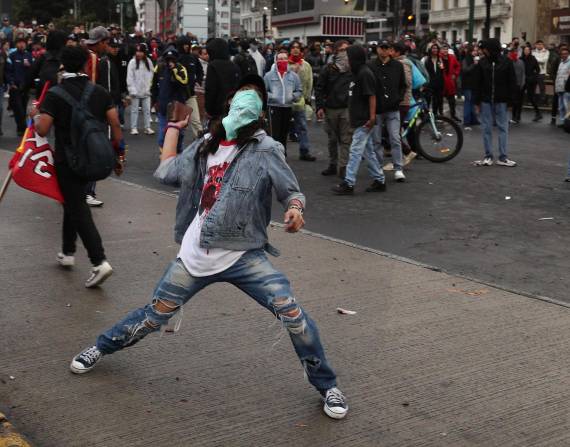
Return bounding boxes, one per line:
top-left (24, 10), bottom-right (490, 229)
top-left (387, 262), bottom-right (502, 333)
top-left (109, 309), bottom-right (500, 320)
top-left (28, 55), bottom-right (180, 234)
top-left (248, 38), bottom-right (266, 77)
top-left (532, 40), bottom-right (549, 105)
top-left (126, 43), bottom-right (155, 135)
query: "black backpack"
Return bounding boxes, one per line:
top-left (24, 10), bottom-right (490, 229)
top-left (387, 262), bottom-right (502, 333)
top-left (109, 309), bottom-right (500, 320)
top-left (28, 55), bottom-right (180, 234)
top-left (51, 83), bottom-right (116, 181)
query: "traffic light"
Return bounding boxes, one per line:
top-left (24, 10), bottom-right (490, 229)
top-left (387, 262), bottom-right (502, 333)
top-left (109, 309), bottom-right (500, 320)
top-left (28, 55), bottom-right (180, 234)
top-left (262, 13), bottom-right (268, 32)
top-left (407, 14), bottom-right (414, 21)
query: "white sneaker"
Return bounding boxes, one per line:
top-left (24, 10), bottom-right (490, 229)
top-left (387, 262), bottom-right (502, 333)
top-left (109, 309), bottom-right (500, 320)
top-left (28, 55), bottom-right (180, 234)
top-left (403, 151), bottom-right (417, 166)
top-left (394, 170), bottom-right (406, 182)
top-left (144, 128), bottom-right (155, 135)
top-left (322, 387), bottom-right (348, 419)
top-left (383, 162), bottom-right (394, 171)
top-left (57, 252), bottom-right (75, 267)
top-left (86, 195), bottom-right (103, 207)
top-left (474, 157), bottom-right (493, 166)
top-left (70, 346), bottom-right (103, 374)
top-left (496, 158), bottom-right (517, 167)
top-left (85, 261), bottom-right (113, 288)
top-left (130, 128), bottom-right (139, 135)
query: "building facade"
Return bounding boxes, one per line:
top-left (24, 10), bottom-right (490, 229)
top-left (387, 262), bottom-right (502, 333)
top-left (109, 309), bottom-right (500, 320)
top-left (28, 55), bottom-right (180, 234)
top-left (134, 0), bottom-right (160, 34)
top-left (271, 0), bottom-right (430, 43)
top-left (240, 0), bottom-right (273, 39)
top-left (429, 0), bottom-right (515, 43)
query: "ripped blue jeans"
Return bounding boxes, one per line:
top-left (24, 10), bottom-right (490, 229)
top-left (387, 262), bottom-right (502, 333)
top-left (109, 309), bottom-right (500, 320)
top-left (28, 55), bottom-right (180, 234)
top-left (96, 249), bottom-right (337, 391)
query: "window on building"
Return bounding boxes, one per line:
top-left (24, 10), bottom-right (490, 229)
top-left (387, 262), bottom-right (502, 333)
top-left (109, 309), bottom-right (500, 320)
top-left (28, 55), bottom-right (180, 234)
top-left (354, 0), bottom-right (365, 11)
top-left (366, 0), bottom-right (376, 11)
top-left (453, 0), bottom-right (458, 7)
top-left (443, 0), bottom-right (448, 9)
top-left (420, 0), bottom-right (430, 9)
top-left (287, 0), bottom-right (300, 13)
top-left (441, 30), bottom-right (447, 41)
top-left (274, 0), bottom-right (286, 15)
top-left (494, 26), bottom-right (501, 39)
top-left (378, 0), bottom-right (387, 11)
top-left (452, 29), bottom-right (457, 42)
top-left (221, 11), bottom-right (229, 18)
top-left (301, 0), bottom-right (314, 11)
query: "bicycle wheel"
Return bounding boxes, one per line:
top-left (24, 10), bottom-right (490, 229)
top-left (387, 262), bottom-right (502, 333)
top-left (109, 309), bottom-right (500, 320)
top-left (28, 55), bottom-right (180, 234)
top-left (415, 116), bottom-right (463, 162)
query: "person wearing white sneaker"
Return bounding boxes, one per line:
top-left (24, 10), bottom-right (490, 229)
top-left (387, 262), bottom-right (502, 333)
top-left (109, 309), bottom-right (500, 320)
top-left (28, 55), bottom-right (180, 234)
top-left (34, 46), bottom-right (121, 289)
top-left (473, 39), bottom-right (518, 168)
top-left (144, 127), bottom-right (155, 135)
top-left (394, 170), bottom-right (406, 182)
top-left (126, 44), bottom-right (154, 140)
top-left (71, 80), bottom-right (348, 420)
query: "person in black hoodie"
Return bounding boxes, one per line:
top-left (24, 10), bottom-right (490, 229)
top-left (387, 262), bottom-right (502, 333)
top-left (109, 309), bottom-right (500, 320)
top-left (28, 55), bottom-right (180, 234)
top-left (472, 38), bottom-right (518, 167)
top-left (367, 40), bottom-right (407, 182)
top-left (25, 30), bottom-right (66, 99)
top-left (205, 38), bottom-right (240, 121)
top-left (177, 36), bottom-right (204, 139)
top-left (332, 45), bottom-right (385, 195)
top-left (521, 46), bottom-right (542, 122)
top-left (315, 40), bottom-right (352, 178)
top-left (232, 39), bottom-right (258, 78)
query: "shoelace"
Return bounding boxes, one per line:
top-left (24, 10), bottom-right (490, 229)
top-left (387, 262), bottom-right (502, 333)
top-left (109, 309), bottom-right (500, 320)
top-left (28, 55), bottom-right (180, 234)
top-left (80, 347), bottom-right (100, 363)
top-left (326, 388), bottom-right (346, 406)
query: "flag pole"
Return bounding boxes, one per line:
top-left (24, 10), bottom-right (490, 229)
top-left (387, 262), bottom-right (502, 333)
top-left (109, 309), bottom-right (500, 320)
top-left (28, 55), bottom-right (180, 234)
top-left (0, 81), bottom-right (51, 205)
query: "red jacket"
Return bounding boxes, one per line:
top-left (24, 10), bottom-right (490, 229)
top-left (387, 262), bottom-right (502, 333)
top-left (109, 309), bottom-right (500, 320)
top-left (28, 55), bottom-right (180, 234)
top-left (442, 53), bottom-right (460, 96)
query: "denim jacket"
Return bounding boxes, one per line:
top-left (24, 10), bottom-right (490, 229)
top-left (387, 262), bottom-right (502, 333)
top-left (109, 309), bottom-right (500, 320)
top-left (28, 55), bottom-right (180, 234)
top-left (154, 130), bottom-right (305, 256)
top-left (263, 65), bottom-right (302, 107)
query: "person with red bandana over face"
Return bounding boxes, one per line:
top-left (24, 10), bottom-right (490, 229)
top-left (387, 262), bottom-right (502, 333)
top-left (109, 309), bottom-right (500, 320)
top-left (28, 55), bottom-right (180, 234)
top-left (263, 49), bottom-right (302, 153)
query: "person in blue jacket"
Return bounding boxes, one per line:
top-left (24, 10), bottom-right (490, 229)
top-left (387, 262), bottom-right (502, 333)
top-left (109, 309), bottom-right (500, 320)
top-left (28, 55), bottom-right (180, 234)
top-left (6, 37), bottom-right (33, 136)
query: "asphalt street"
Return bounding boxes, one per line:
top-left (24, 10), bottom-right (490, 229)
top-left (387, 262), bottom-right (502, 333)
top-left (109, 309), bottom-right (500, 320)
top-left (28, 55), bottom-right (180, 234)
top-left (106, 107), bottom-right (570, 304)
top-left (0, 104), bottom-right (568, 305)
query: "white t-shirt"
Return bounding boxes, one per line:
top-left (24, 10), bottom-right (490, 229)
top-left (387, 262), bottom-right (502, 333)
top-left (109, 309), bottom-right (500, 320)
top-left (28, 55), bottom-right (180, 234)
top-left (178, 140), bottom-right (246, 276)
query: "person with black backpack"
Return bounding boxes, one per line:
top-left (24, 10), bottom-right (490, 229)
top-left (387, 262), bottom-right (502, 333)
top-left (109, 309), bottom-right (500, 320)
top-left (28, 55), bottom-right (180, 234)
top-left (33, 46), bottom-right (125, 288)
top-left (232, 39), bottom-right (258, 79)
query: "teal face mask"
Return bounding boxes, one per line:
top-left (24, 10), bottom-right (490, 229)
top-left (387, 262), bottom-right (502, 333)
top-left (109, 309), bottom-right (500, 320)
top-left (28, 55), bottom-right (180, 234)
top-left (222, 89), bottom-right (263, 140)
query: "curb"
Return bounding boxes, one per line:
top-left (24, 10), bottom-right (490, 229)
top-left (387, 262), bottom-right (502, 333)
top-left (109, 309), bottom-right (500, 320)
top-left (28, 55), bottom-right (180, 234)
top-left (0, 413), bottom-right (32, 447)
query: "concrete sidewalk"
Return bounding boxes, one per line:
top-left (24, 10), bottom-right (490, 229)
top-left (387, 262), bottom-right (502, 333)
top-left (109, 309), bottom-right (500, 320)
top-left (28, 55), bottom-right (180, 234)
top-left (2, 150), bottom-right (570, 447)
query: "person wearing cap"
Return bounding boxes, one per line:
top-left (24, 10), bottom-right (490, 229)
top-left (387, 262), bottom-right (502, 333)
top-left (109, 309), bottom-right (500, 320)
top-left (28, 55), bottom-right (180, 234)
top-left (70, 73), bottom-right (349, 421)
top-left (6, 36), bottom-right (33, 136)
top-left (127, 43), bottom-right (155, 136)
top-left (151, 47), bottom-right (189, 151)
top-left (84, 26), bottom-right (110, 84)
top-left (66, 34), bottom-right (79, 47)
top-left (472, 38), bottom-right (518, 167)
top-left (177, 36), bottom-right (204, 140)
top-left (248, 39), bottom-right (266, 77)
top-left (367, 40), bottom-right (407, 183)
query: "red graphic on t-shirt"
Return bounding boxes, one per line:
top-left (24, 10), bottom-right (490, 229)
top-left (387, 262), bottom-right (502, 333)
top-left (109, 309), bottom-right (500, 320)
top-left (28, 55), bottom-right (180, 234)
top-left (200, 161), bottom-right (230, 215)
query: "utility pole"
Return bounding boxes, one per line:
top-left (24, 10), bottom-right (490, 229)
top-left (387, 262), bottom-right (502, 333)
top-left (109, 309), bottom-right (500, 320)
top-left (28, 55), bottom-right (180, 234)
top-left (414, 0), bottom-right (422, 37)
top-left (467, 0), bottom-right (475, 42)
top-left (483, 0), bottom-right (491, 39)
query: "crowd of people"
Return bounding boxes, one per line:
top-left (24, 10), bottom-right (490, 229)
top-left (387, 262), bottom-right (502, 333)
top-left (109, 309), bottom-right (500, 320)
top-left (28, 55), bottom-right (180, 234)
top-left (5, 18), bottom-right (570, 421)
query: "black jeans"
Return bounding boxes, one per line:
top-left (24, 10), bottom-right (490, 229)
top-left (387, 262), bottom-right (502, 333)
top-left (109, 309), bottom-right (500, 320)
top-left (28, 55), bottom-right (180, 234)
top-left (9, 87), bottom-right (28, 133)
top-left (523, 80), bottom-right (540, 114)
top-left (56, 163), bottom-right (106, 266)
top-left (268, 106), bottom-right (292, 152)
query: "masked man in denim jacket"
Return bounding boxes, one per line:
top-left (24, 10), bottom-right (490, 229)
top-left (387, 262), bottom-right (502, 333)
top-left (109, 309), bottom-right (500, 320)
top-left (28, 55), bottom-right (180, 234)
top-left (70, 74), bottom-right (348, 420)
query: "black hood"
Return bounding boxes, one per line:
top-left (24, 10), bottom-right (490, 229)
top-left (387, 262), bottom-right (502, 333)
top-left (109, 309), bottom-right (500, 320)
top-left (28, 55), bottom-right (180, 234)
top-left (480, 38), bottom-right (502, 61)
top-left (347, 45), bottom-right (366, 75)
top-left (176, 36), bottom-right (192, 53)
top-left (206, 38), bottom-right (230, 61)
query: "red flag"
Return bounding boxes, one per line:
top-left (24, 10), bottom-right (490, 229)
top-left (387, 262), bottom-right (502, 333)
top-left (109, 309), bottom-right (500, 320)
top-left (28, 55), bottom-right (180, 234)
top-left (7, 81), bottom-right (64, 203)
top-left (8, 124), bottom-right (64, 203)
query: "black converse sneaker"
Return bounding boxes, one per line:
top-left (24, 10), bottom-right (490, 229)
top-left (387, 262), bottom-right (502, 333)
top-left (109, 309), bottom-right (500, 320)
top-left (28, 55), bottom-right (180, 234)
top-left (70, 346), bottom-right (103, 374)
top-left (322, 387), bottom-right (348, 419)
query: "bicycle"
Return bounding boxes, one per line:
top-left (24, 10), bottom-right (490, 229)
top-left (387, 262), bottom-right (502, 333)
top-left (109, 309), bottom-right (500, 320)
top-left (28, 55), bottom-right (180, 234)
top-left (402, 95), bottom-right (463, 163)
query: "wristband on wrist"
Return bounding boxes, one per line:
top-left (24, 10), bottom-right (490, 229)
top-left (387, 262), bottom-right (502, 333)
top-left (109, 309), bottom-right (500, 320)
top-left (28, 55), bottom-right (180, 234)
top-left (166, 123), bottom-right (181, 132)
top-left (288, 204), bottom-right (304, 215)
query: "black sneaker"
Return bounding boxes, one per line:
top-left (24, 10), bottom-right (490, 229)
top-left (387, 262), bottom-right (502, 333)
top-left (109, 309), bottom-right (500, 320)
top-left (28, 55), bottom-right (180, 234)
top-left (321, 387), bottom-right (348, 419)
top-left (321, 164), bottom-right (337, 176)
top-left (332, 181), bottom-right (354, 195)
top-left (365, 180), bottom-right (387, 192)
top-left (300, 153), bottom-right (317, 162)
top-left (70, 345), bottom-right (103, 374)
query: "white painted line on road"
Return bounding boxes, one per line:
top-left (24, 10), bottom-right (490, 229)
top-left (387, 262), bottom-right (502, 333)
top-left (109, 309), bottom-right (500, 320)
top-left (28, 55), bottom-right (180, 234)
top-left (71, 175), bottom-right (570, 311)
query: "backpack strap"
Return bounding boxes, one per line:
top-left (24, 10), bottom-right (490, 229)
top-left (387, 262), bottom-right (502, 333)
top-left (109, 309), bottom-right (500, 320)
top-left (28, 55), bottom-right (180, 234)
top-left (51, 85), bottom-right (80, 109)
top-left (80, 82), bottom-right (96, 107)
